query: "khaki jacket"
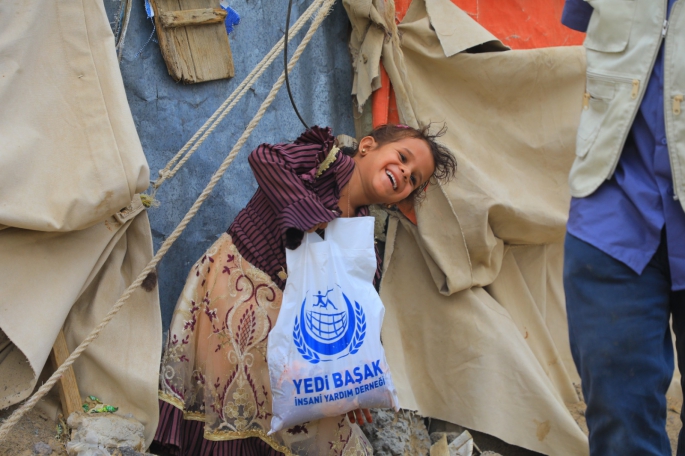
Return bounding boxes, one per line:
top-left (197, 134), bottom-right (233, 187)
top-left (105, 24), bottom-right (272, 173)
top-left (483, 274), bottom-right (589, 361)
top-left (571, 0), bottom-right (685, 213)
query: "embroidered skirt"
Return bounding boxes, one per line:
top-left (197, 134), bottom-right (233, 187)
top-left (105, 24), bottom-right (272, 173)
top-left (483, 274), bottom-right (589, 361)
top-left (154, 234), bottom-right (372, 456)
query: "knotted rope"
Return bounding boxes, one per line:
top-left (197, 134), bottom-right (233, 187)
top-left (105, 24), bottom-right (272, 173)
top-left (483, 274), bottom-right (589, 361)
top-left (151, 0), bottom-right (326, 193)
top-left (0, 0), bottom-right (336, 440)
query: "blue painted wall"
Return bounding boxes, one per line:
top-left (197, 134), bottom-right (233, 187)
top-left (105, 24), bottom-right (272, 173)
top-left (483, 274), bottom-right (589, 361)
top-left (105, 0), bottom-right (355, 331)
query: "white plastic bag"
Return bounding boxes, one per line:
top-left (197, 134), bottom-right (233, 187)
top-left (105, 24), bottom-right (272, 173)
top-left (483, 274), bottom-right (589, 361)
top-left (268, 217), bottom-right (399, 433)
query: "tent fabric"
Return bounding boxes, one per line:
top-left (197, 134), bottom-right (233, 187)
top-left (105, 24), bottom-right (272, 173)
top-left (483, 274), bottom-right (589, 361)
top-left (382, 220), bottom-right (585, 455)
top-left (0, 0), bottom-right (149, 232)
top-left (345, 0), bottom-right (504, 114)
top-left (0, 198), bottom-right (162, 446)
top-left (345, 0), bottom-right (589, 453)
top-left (0, 0), bottom-right (161, 446)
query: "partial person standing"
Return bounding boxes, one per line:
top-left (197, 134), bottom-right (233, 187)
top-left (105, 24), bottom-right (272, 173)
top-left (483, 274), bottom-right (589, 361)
top-left (562, 0), bottom-right (685, 455)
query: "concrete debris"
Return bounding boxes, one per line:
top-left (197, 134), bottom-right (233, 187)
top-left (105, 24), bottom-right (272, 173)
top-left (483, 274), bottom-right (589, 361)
top-left (32, 441), bottom-right (53, 455)
top-left (430, 434), bottom-right (449, 456)
top-left (108, 447), bottom-right (154, 456)
top-left (429, 431), bottom-right (474, 456)
top-left (480, 452), bottom-right (503, 456)
top-left (65, 413), bottom-right (145, 455)
top-left (360, 409), bottom-right (431, 456)
top-left (430, 432), bottom-right (463, 446)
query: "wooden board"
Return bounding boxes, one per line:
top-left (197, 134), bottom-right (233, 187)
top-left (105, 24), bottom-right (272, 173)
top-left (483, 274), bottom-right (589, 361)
top-left (151, 0), bottom-right (235, 84)
top-left (49, 330), bottom-right (82, 418)
top-left (160, 8), bottom-right (227, 28)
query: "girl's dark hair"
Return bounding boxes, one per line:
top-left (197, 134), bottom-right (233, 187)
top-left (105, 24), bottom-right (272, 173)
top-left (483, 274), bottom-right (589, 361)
top-left (341, 123), bottom-right (457, 203)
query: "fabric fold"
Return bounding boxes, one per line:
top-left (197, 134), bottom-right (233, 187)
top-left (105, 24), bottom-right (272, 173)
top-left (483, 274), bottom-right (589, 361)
top-left (0, 0), bottom-right (160, 445)
top-left (346, 0), bottom-right (590, 453)
top-left (0, 200), bottom-right (162, 446)
top-left (0, 0), bottom-right (149, 232)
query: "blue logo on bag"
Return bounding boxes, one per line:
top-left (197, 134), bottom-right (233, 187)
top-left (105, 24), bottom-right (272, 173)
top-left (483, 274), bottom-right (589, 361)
top-left (293, 288), bottom-right (366, 364)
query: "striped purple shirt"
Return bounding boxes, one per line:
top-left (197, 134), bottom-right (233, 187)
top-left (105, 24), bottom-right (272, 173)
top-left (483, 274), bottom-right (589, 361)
top-left (228, 126), bottom-right (376, 290)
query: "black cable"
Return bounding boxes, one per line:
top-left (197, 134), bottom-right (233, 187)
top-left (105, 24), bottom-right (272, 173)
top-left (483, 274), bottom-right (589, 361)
top-left (285, 0), bottom-right (310, 131)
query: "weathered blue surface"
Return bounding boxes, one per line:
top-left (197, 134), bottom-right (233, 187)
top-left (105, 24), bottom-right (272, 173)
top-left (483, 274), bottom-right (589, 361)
top-left (105, 0), bottom-right (355, 330)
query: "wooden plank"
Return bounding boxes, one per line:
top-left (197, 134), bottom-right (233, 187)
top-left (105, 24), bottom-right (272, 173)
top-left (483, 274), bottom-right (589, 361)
top-left (152, 0), bottom-right (234, 83)
top-left (151, 0), bottom-right (196, 82)
top-left (49, 330), bottom-right (82, 418)
top-left (160, 8), bottom-right (227, 28)
top-left (179, 0), bottom-right (234, 83)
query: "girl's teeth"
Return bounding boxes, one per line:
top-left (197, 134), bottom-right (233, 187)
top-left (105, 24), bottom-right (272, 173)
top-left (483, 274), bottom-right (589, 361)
top-left (386, 170), bottom-right (397, 190)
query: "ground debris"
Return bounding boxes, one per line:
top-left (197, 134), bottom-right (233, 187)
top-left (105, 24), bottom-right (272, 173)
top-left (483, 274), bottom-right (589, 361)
top-left (0, 405), bottom-right (67, 456)
top-left (107, 448), bottom-right (153, 456)
top-left (66, 413), bottom-right (145, 455)
top-left (361, 409), bottom-right (431, 456)
top-left (32, 442), bottom-right (52, 455)
top-left (429, 431), bottom-right (475, 456)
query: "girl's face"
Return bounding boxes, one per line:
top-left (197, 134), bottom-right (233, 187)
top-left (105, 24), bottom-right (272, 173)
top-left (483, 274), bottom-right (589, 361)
top-left (354, 136), bottom-right (435, 205)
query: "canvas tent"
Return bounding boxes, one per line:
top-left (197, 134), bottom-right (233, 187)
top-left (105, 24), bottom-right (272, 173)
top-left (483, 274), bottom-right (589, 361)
top-left (345, 0), bottom-right (591, 453)
top-left (0, 0), bottom-right (162, 445)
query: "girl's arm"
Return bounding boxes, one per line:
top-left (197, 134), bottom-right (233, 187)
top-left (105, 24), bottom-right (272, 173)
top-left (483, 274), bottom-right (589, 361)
top-left (248, 139), bottom-right (338, 236)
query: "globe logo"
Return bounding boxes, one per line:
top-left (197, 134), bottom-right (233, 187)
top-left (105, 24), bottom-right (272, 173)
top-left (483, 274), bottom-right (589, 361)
top-left (293, 287), bottom-right (367, 364)
top-left (306, 289), bottom-right (348, 342)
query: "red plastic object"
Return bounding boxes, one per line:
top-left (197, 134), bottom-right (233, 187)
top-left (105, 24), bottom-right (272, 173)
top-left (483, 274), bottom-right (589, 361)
top-left (450, 0), bottom-right (585, 49)
top-left (372, 65), bottom-right (392, 128)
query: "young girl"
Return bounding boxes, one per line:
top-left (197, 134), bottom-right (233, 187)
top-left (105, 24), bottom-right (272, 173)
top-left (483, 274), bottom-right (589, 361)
top-left (152, 124), bottom-right (456, 456)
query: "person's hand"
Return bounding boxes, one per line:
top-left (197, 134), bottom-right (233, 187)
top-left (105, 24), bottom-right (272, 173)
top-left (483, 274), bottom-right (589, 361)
top-left (347, 408), bottom-right (373, 425)
top-left (306, 222), bottom-right (328, 233)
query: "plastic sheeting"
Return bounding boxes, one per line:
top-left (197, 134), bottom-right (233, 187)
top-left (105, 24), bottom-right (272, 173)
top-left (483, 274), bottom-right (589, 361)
top-left (451, 0), bottom-right (585, 49)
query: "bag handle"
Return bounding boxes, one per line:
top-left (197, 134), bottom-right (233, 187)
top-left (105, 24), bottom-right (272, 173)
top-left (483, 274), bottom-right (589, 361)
top-left (322, 217), bottom-right (374, 250)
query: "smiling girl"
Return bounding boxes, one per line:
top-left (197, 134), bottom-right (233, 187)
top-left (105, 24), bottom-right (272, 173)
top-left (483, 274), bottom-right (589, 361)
top-left (153, 124), bottom-right (456, 456)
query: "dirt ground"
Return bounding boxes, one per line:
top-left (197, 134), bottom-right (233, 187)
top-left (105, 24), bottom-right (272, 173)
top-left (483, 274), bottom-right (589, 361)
top-left (1, 397), bottom-right (683, 455)
top-left (0, 405), bottom-right (67, 456)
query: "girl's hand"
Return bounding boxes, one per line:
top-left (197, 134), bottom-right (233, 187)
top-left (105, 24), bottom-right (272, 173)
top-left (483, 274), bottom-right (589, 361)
top-left (306, 222), bottom-right (328, 233)
top-left (347, 408), bottom-right (373, 425)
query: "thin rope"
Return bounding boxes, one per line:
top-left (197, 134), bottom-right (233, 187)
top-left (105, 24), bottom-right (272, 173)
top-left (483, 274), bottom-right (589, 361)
top-left (284, 0), bottom-right (310, 130)
top-left (152, 0), bottom-right (325, 192)
top-left (133, 21), bottom-right (157, 60)
top-left (0, 0), bottom-right (336, 440)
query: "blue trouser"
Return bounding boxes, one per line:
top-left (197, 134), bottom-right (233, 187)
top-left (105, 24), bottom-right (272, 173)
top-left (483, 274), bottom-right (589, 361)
top-left (564, 232), bottom-right (685, 455)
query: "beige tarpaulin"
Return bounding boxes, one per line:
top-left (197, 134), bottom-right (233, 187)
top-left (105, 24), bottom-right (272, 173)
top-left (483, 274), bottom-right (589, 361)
top-left (0, 0), bottom-right (161, 445)
top-left (0, 0), bottom-right (149, 232)
top-left (345, 0), bottom-right (590, 454)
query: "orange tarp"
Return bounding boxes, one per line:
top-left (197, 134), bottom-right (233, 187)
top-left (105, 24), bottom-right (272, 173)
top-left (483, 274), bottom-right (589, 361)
top-left (451, 0), bottom-right (585, 49)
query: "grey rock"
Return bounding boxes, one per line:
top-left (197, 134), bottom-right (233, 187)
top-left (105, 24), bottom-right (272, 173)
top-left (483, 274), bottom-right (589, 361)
top-left (67, 412), bottom-right (146, 452)
top-left (361, 409), bottom-right (431, 456)
top-left (32, 442), bottom-right (53, 455)
top-left (480, 452), bottom-right (503, 456)
top-left (108, 447), bottom-right (154, 456)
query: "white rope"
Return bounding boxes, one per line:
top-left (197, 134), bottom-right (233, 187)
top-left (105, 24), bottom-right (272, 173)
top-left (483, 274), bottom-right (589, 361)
top-left (152, 0), bottom-right (326, 192)
top-left (0, 0), bottom-right (336, 439)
